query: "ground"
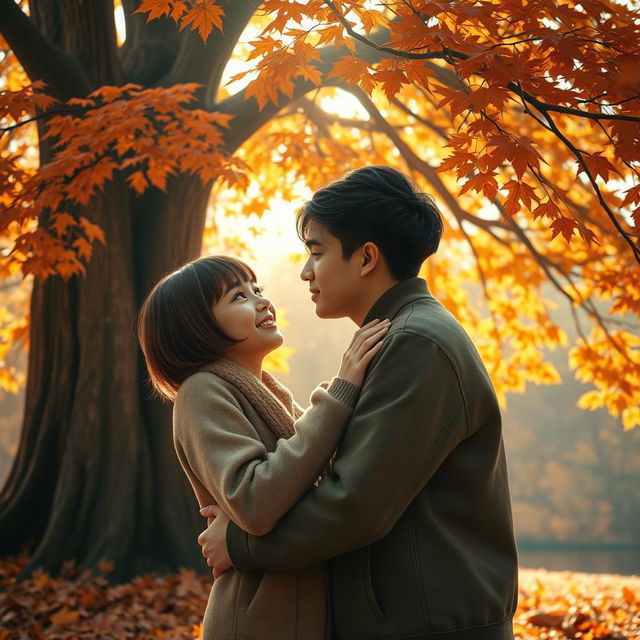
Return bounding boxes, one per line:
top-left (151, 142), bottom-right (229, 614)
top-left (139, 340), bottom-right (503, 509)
top-left (0, 554), bottom-right (638, 639)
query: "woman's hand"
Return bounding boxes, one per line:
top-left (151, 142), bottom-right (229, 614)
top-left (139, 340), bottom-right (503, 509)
top-left (337, 318), bottom-right (390, 387)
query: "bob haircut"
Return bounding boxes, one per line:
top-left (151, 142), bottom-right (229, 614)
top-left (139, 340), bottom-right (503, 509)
top-left (137, 255), bottom-right (256, 402)
top-left (297, 166), bottom-right (444, 280)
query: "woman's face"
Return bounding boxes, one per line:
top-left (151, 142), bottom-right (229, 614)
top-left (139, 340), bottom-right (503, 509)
top-left (212, 279), bottom-right (284, 361)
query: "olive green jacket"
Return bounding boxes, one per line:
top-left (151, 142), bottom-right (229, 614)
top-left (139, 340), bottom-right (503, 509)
top-left (227, 278), bottom-right (519, 640)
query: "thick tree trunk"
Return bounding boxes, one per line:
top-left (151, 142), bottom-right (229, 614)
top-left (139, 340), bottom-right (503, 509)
top-left (0, 181), bottom-right (210, 580)
top-left (0, 0), bottom-right (215, 580)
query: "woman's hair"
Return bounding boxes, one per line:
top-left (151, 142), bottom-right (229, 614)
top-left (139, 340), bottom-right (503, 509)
top-left (137, 255), bottom-right (256, 402)
top-left (297, 165), bottom-right (444, 280)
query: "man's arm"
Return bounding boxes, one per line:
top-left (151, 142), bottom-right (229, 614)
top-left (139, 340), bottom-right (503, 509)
top-left (226, 332), bottom-right (470, 572)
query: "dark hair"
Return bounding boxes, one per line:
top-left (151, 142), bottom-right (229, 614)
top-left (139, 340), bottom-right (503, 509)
top-left (137, 256), bottom-right (256, 402)
top-left (297, 166), bottom-right (443, 279)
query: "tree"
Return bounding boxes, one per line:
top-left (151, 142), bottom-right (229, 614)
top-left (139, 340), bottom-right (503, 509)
top-left (0, 0), bottom-right (638, 579)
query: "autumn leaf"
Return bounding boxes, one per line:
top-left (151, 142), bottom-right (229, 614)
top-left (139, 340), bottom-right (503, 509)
top-left (135, 0), bottom-right (173, 21)
top-left (459, 171), bottom-right (499, 200)
top-left (532, 200), bottom-right (561, 221)
top-left (502, 180), bottom-right (540, 216)
top-left (179, 1), bottom-right (224, 41)
top-left (128, 171), bottom-right (149, 194)
top-left (97, 559), bottom-right (115, 573)
top-left (49, 607), bottom-right (81, 626)
top-left (550, 216), bottom-right (577, 242)
top-left (72, 237), bottom-right (92, 261)
top-left (374, 68), bottom-right (409, 103)
top-left (581, 152), bottom-right (619, 183)
top-left (328, 56), bottom-right (375, 94)
top-left (50, 213), bottom-right (76, 237)
top-left (79, 217), bottom-right (106, 244)
top-left (621, 184), bottom-right (640, 208)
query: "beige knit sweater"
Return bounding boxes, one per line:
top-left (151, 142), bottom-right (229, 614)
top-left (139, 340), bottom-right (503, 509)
top-left (172, 360), bottom-right (359, 640)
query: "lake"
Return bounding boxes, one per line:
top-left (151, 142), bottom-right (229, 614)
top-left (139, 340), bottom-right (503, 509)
top-left (518, 548), bottom-right (640, 575)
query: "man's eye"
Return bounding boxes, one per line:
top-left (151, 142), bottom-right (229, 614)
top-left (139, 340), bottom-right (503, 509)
top-left (310, 252), bottom-right (321, 257)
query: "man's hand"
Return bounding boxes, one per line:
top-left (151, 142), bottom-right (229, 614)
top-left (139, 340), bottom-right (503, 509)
top-left (197, 505), bottom-right (232, 579)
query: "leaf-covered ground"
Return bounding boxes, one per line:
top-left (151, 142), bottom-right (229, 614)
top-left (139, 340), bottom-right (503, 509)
top-left (0, 555), bottom-right (637, 639)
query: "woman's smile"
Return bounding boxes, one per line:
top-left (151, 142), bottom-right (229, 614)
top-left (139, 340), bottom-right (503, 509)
top-left (256, 313), bottom-right (277, 329)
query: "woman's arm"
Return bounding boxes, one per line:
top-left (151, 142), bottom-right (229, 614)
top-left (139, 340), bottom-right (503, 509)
top-left (174, 373), bottom-right (358, 536)
top-left (174, 318), bottom-right (389, 536)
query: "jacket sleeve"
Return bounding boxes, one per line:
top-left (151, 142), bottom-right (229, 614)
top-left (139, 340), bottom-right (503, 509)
top-left (174, 374), bottom-right (359, 536)
top-left (226, 332), bottom-right (469, 570)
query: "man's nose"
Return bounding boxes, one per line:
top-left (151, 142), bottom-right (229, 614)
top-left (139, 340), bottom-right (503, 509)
top-left (300, 258), bottom-right (313, 281)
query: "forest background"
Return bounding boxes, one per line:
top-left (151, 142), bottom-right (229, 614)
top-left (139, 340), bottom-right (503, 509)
top-left (1, 0), bottom-right (639, 584)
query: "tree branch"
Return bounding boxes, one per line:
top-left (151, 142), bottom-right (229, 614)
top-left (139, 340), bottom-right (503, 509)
top-left (323, 0), bottom-right (463, 62)
top-left (391, 97), bottom-right (449, 139)
top-left (217, 33), bottom-right (388, 152)
top-left (0, 0), bottom-right (88, 99)
top-left (161, 1), bottom-right (260, 107)
top-left (295, 98), bottom-right (374, 132)
top-left (540, 110), bottom-right (640, 263)
top-left (120, 2), bottom-right (183, 86)
top-left (323, 1), bottom-right (640, 125)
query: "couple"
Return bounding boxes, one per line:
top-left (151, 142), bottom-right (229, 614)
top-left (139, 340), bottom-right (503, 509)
top-left (137, 166), bottom-right (518, 640)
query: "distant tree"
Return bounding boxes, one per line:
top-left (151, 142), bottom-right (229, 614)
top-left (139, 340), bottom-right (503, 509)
top-left (0, 0), bottom-right (638, 578)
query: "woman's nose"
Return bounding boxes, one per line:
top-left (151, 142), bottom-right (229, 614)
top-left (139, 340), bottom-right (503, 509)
top-left (257, 296), bottom-right (271, 310)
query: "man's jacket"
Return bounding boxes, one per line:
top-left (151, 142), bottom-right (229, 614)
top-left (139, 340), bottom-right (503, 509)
top-left (227, 278), bottom-right (519, 640)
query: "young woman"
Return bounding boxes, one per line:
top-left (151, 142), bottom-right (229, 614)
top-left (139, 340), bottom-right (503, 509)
top-left (137, 255), bottom-right (389, 640)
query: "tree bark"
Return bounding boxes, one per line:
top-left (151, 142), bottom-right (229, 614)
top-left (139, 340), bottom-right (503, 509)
top-left (0, 0), bottom-right (219, 580)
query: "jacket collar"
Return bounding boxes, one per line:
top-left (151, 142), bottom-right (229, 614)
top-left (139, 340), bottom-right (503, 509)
top-left (362, 278), bottom-right (431, 326)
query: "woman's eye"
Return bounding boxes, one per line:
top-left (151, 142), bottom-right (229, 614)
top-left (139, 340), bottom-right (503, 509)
top-left (254, 286), bottom-right (264, 296)
top-left (233, 291), bottom-right (247, 300)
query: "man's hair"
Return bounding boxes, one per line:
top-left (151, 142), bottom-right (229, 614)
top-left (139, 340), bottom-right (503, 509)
top-left (297, 166), bottom-right (444, 280)
top-left (137, 256), bottom-right (256, 402)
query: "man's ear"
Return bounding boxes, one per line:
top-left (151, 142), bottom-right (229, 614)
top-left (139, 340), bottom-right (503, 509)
top-left (359, 242), bottom-right (380, 277)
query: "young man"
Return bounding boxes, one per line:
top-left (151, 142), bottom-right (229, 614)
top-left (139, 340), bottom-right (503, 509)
top-left (199, 166), bottom-right (518, 639)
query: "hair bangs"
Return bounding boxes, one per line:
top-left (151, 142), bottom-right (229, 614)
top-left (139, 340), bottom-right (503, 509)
top-left (195, 256), bottom-right (257, 305)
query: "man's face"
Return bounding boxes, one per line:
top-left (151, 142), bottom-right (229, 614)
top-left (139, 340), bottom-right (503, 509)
top-left (300, 220), bottom-right (363, 320)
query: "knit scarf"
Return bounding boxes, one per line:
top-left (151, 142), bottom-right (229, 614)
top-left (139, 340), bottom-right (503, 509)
top-left (202, 358), bottom-right (301, 439)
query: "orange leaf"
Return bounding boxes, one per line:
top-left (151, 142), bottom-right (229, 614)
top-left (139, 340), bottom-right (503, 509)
top-left (460, 171), bottom-right (498, 200)
top-left (532, 200), bottom-right (561, 220)
top-left (328, 56), bottom-right (375, 93)
top-left (128, 171), bottom-right (149, 194)
top-left (49, 607), bottom-right (81, 626)
top-left (502, 180), bottom-right (540, 216)
top-left (72, 237), bottom-right (93, 261)
top-left (621, 184), bottom-right (640, 208)
top-left (374, 69), bottom-right (409, 102)
top-left (50, 213), bottom-right (76, 237)
top-left (79, 218), bottom-right (106, 244)
top-left (581, 152), bottom-right (619, 182)
top-left (134, 0), bottom-right (172, 20)
top-left (550, 216), bottom-right (577, 242)
top-left (179, 1), bottom-right (224, 42)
